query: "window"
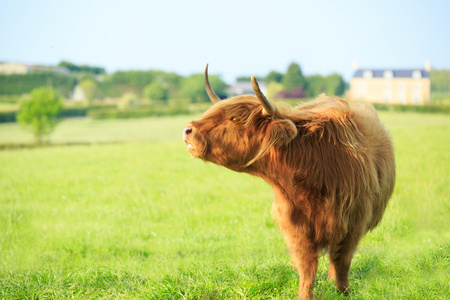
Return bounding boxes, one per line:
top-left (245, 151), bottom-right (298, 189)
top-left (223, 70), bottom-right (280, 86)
top-left (412, 70), bottom-right (422, 79)
top-left (359, 84), bottom-right (365, 91)
top-left (363, 70), bottom-right (373, 79)
top-left (413, 85), bottom-right (421, 105)
top-left (399, 84), bottom-right (406, 105)
top-left (384, 70), bottom-right (393, 79)
top-left (358, 84), bottom-right (366, 101)
top-left (384, 84), bottom-right (391, 103)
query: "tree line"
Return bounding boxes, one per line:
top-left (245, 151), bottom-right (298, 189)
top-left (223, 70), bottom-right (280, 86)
top-left (1, 61), bottom-right (449, 104)
top-left (262, 62), bottom-right (346, 99)
top-left (0, 61), bottom-right (346, 103)
top-left (7, 62), bottom-right (450, 145)
top-left (0, 62), bottom-right (228, 103)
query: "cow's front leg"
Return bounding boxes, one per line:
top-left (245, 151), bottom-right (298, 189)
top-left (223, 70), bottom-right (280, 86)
top-left (282, 229), bottom-right (318, 299)
top-left (272, 194), bottom-right (318, 299)
top-left (295, 244), bottom-right (318, 299)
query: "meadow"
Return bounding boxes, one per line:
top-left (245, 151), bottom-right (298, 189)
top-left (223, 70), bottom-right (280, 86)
top-left (0, 111), bottom-right (449, 299)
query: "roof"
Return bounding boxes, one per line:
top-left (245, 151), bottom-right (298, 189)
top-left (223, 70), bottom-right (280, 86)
top-left (226, 81), bottom-right (267, 96)
top-left (353, 69), bottom-right (430, 79)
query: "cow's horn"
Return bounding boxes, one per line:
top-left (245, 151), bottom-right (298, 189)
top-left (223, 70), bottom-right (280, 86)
top-left (251, 75), bottom-right (275, 115)
top-left (204, 64), bottom-right (221, 104)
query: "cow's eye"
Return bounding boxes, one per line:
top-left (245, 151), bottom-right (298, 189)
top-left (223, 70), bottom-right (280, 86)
top-left (231, 117), bottom-right (238, 123)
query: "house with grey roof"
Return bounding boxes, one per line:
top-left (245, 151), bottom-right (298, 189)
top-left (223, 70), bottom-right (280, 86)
top-left (348, 62), bottom-right (431, 105)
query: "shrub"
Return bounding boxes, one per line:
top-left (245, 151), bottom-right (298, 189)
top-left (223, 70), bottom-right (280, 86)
top-left (17, 87), bottom-right (63, 144)
top-left (277, 88), bottom-right (306, 99)
top-left (144, 82), bottom-right (168, 101)
top-left (117, 93), bottom-right (140, 110)
top-left (0, 111), bottom-right (17, 123)
top-left (372, 103), bottom-right (450, 114)
top-left (77, 79), bottom-right (98, 103)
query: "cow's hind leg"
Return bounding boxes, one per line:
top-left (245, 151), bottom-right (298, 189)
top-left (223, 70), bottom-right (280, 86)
top-left (328, 256), bottom-right (336, 282)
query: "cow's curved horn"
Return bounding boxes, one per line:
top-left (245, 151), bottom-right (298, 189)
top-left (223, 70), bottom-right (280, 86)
top-left (251, 75), bottom-right (275, 115)
top-left (204, 64), bottom-right (221, 104)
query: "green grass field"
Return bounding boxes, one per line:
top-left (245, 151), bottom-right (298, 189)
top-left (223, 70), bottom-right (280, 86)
top-left (0, 112), bottom-right (449, 299)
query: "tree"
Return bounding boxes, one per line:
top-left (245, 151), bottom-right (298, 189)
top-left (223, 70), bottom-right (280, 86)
top-left (78, 78), bottom-right (98, 103)
top-left (305, 74), bottom-right (326, 97)
top-left (265, 71), bottom-right (284, 83)
top-left (17, 87), bottom-right (63, 144)
top-left (305, 73), bottom-right (346, 97)
top-left (179, 74), bottom-right (227, 103)
top-left (144, 81), bottom-right (168, 101)
top-left (266, 81), bottom-right (285, 100)
top-left (325, 73), bottom-right (346, 96)
top-left (0, 72), bottom-right (76, 97)
top-left (58, 61), bottom-right (105, 75)
top-left (236, 76), bottom-right (252, 82)
top-left (236, 75), bottom-right (264, 83)
top-left (117, 92), bottom-right (140, 110)
top-left (98, 70), bottom-right (182, 98)
top-left (430, 68), bottom-right (450, 93)
top-left (282, 62), bottom-right (306, 91)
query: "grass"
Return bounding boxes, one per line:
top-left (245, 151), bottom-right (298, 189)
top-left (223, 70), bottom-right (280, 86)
top-left (0, 114), bottom-right (200, 145)
top-left (0, 111), bottom-right (449, 299)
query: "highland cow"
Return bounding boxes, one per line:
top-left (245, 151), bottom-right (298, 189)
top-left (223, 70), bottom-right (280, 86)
top-left (182, 65), bottom-right (395, 299)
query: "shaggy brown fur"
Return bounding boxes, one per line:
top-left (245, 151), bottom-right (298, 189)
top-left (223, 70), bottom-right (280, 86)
top-left (183, 94), bottom-right (395, 299)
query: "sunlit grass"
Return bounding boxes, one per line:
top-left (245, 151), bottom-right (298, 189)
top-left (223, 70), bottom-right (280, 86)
top-left (0, 111), bottom-right (449, 299)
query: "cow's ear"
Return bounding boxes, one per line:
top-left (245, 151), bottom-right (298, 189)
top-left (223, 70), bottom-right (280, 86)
top-left (267, 119), bottom-right (297, 147)
top-left (244, 119), bottom-right (297, 167)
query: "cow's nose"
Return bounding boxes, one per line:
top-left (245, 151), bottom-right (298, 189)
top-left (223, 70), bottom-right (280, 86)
top-left (183, 127), bottom-right (193, 140)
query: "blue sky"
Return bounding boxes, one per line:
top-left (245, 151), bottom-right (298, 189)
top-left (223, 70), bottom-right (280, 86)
top-left (1, 0), bottom-right (449, 83)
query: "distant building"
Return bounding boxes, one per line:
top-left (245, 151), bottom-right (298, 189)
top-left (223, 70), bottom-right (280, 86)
top-left (348, 62), bottom-right (431, 105)
top-left (226, 81), bottom-right (266, 97)
top-left (226, 81), bottom-right (267, 97)
top-left (0, 62), bottom-right (69, 75)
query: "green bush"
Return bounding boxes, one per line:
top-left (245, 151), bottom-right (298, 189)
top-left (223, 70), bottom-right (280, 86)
top-left (0, 95), bottom-right (21, 103)
top-left (431, 93), bottom-right (450, 106)
top-left (117, 92), bottom-right (140, 110)
top-left (0, 111), bottom-right (17, 123)
top-left (144, 81), bottom-right (168, 101)
top-left (0, 104), bottom-right (115, 123)
top-left (17, 87), bottom-right (63, 143)
top-left (372, 103), bottom-right (450, 114)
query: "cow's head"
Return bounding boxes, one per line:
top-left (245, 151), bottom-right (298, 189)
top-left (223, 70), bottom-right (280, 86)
top-left (183, 65), bottom-right (297, 171)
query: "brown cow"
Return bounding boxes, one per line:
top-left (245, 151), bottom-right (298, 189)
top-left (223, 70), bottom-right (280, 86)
top-left (183, 65), bottom-right (395, 299)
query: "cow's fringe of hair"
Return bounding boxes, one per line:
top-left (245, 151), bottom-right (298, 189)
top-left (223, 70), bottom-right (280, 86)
top-left (296, 98), bottom-right (371, 226)
top-left (247, 96), bottom-right (383, 240)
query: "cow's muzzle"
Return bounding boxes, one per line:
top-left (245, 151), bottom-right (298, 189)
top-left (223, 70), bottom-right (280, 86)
top-left (183, 126), bottom-right (195, 151)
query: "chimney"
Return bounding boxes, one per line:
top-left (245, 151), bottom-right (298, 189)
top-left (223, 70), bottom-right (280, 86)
top-left (352, 61), bottom-right (359, 71)
top-left (424, 60), bottom-right (431, 72)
